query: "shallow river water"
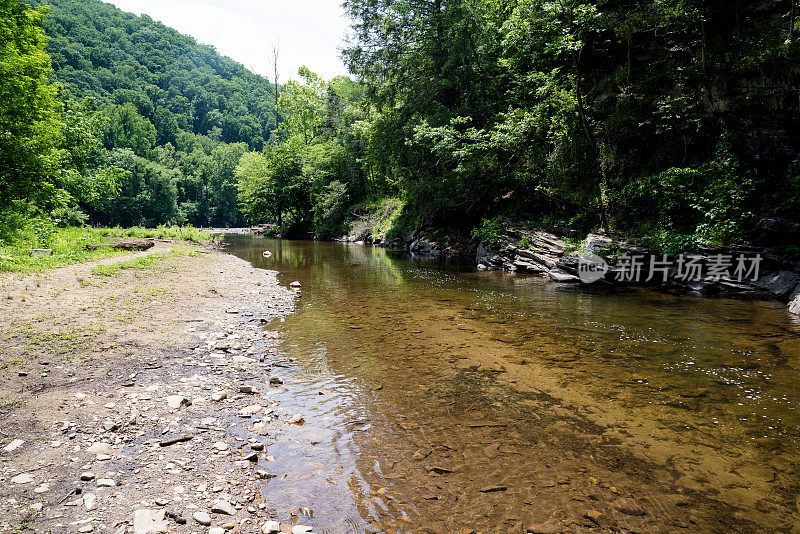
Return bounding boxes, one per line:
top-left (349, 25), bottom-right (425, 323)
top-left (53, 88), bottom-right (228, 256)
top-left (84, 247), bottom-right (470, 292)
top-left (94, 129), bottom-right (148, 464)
top-left (225, 235), bottom-right (800, 534)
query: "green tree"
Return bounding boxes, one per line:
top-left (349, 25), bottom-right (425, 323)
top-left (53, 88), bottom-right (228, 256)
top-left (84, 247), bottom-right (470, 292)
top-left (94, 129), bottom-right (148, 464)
top-left (0, 0), bottom-right (61, 213)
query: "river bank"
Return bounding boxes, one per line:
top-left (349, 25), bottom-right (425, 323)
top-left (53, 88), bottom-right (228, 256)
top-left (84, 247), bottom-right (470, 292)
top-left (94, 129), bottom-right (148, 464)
top-left (334, 216), bottom-right (800, 316)
top-left (0, 242), bottom-right (308, 533)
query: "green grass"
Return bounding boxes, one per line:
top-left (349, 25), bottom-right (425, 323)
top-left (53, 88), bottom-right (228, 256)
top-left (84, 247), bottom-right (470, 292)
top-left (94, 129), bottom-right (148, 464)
top-left (91, 252), bottom-right (166, 277)
top-left (95, 225), bottom-right (212, 243)
top-left (0, 225), bottom-right (212, 274)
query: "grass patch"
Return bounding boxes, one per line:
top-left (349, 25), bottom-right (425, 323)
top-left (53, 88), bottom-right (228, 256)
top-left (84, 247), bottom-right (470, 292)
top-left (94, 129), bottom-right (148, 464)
top-left (95, 225), bottom-right (213, 243)
top-left (0, 224), bottom-right (212, 274)
top-left (91, 252), bottom-right (166, 277)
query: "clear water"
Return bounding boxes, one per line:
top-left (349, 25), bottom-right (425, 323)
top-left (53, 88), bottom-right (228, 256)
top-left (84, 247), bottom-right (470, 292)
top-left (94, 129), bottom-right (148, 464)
top-left (225, 235), bottom-right (800, 533)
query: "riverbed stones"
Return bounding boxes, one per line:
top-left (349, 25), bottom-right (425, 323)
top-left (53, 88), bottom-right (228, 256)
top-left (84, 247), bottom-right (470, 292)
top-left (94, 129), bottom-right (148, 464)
top-left (10, 473), bottom-right (34, 484)
top-left (166, 395), bottom-right (191, 409)
top-left (269, 375), bottom-right (283, 385)
top-left (211, 390), bottom-right (228, 402)
top-left (239, 404), bottom-right (263, 417)
top-left (211, 500), bottom-right (237, 515)
top-left (261, 521), bottom-right (280, 533)
top-left (83, 492), bottom-right (96, 511)
top-left (87, 442), bottom-right (114, 455)
top-left (133, 509), bottom-right (168, 534)
top-left (3, 439), bottom-right (24, 452)
top-left (192, 511), bottom-right (212, 525)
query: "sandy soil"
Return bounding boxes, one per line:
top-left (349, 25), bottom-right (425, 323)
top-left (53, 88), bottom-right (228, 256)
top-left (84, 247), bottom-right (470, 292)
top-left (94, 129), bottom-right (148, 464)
top-left (0, 243), bottom-right (308, 533)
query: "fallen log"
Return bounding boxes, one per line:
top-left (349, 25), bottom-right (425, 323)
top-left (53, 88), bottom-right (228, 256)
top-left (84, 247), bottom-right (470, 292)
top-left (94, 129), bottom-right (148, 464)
top-left (85, 239), bottom-right (155, 251)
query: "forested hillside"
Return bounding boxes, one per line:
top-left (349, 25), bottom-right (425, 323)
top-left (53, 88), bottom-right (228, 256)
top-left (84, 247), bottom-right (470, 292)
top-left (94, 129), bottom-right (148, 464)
top-left (34, 0), bottom-right (274, 150)
top-left (1, 0), bottom-right (277, 234)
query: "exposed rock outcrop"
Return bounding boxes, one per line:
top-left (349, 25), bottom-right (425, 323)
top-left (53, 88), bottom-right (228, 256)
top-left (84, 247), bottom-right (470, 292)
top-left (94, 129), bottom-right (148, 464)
top-left (475, 221), bottom-right (800, 314)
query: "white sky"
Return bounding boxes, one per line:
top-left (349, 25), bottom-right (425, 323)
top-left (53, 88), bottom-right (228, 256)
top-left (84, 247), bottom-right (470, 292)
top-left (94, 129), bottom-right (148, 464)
top-left (105, 0), bottom-right (352, 82)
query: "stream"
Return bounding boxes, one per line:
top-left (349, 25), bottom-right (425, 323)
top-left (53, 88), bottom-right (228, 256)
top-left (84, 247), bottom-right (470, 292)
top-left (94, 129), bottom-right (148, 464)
top-left (224, 235), bottom-right (800, 534)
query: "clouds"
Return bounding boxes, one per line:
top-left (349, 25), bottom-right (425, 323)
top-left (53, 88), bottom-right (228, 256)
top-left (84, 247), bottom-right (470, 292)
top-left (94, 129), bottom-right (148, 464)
top-left (105, 0), bottom-right (351, 81)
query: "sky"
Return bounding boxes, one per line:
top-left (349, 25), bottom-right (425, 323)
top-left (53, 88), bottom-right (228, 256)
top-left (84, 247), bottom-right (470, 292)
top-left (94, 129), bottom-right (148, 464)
top-left (105, 0), bottom-right (352, 82)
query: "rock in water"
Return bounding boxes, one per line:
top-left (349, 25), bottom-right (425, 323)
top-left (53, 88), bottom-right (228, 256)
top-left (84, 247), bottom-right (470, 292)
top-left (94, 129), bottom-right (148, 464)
top-left (612, 498), bottom-right (647, 516)
top-left (290, 281), bottom-right (301, 288)
top-left (133, 509), bottom-right (168, 534)
top-left (789, 292), bottom-right (800, 316)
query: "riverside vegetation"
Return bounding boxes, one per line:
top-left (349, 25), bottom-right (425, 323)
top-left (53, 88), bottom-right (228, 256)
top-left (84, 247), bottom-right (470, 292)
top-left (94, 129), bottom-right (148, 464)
top-left (2, 0), bottom-right (799, 258)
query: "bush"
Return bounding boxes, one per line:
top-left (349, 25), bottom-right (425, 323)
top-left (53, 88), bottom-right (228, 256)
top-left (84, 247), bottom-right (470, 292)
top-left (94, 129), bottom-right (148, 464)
top-left (470, 216), bottom-right (504, 247)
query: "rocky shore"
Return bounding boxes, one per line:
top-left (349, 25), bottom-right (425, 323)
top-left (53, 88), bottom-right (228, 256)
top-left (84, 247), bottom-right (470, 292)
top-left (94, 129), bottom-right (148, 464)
top-left (343, 217), bottom-right (800, 316)
top-left (0, 244), bottom-right (326, 534)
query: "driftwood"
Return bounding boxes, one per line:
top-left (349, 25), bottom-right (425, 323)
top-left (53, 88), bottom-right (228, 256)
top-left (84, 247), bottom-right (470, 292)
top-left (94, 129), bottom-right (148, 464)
top-left (85, 239), bottom-right (155, 251)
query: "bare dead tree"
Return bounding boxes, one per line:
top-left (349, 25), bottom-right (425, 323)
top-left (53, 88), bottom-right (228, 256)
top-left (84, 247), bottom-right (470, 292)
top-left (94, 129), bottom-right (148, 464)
top-left (270, 41), bottom-right (280, 143)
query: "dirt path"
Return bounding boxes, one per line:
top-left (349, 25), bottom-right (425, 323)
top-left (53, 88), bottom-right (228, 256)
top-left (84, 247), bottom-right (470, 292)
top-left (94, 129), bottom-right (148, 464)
top-left (0, 243), bottom-right (311, 533)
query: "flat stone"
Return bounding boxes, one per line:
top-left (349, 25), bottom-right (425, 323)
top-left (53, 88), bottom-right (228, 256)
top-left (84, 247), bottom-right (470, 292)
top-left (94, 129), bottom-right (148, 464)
top-left (97, 478), bottom-right (116, 487)
top-left (80, 472), bottom-right (96, 481)
top-left (232, 355), bottom-right (255, 364)
top-left (239, 385), bottom-right (257, 394)
top-left (211, 390), bottom-right (228, 402)
top-left (166, 395), bottom-right (191, 409)
top-left (10, 473), bottom-right (34, 484)
top-left (239, 404), bottom-right (263, 417)
top-left (83, 492), bottom-right (97, 510)
top-left (291, 526), bottom-right (313, 534)
top-left (78, 525), bottom-right (94, 533)
top-left (210, 528), bottom-right (225, 534)
top-left (87, 442), bottom-right (114, 455)
top-left (133, 509), bottom-right (168, 534)
top-left (192, 511), bottom-right (212, 526)
top-left (269, 376), bottom-right (283, 386)
top-left (211, 500), bottom-right (237, 515)
top-left (3, 439), bottom-right (24, 452)
top-left (261, 520), bottom-right (281, 533)
top-left (33, 483), bottom-right (50, 493)
top-left (212, 441), bottom-right (229, 451)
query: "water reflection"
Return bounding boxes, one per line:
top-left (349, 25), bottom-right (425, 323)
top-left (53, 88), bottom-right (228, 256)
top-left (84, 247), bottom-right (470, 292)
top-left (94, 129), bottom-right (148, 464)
top-left (225, 235), bottom-right (800, 533)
